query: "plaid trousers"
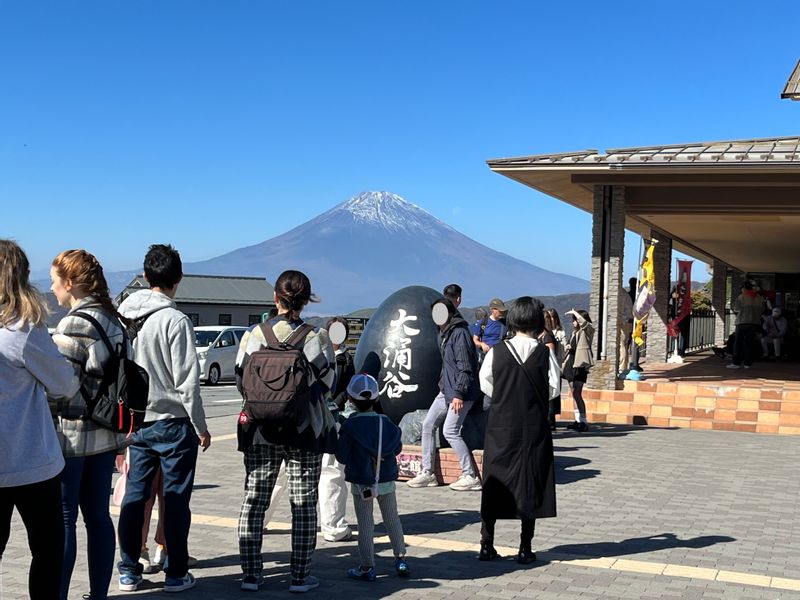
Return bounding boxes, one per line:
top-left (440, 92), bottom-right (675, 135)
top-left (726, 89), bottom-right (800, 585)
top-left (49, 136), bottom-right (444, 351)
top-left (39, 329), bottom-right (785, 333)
top-left (238, 443), bottom-right (323, 583)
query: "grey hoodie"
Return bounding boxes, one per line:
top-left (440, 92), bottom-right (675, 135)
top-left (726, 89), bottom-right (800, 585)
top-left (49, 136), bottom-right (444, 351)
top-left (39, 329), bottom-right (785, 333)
top-left (0, 320), bottom-right (79, 487)
top-left (118, 289), bottom-right (207, 435)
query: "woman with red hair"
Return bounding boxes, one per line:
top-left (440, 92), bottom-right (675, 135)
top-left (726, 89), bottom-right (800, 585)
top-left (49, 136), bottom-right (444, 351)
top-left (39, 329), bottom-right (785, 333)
top-left (50, 249), bottom-right (129, 600)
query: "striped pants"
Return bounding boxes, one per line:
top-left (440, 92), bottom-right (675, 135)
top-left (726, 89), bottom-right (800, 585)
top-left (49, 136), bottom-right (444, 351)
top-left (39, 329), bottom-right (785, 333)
top-left (351, 490), bottom-right (406, 568)
top-left (238, 444), bottom-right (322, 583)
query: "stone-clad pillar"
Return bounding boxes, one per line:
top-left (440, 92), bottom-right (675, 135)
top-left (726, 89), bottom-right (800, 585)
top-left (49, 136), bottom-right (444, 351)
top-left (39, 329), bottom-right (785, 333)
top-left (647, 231), bottom-right (672, 363)
top-left (730, 271), bottom-right (744, 300)
top-left (587, 185), bottom-right (626, 390)
top-left (712, 260), bottom-right (728, 346)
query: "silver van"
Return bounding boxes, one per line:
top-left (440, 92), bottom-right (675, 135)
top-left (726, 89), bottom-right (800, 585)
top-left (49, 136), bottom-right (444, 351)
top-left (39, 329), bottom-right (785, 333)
top-left (194, 326), bottom-right (248, 385)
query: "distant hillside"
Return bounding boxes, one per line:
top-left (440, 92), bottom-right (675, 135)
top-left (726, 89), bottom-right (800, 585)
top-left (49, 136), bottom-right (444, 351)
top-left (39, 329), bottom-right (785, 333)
top-left (311, 292), bottom-right (591, 334)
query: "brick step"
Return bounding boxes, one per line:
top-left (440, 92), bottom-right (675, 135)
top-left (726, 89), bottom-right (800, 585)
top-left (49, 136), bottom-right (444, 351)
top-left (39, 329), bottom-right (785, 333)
top-left (557, 386), bottom-right (800, 435)
top-left (397, 445), bottom-right (484, 485)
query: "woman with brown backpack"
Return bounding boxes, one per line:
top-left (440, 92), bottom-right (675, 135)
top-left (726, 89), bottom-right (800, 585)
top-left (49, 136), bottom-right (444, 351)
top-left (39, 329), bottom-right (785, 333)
top-left (235, 270), bottom-right (337, 593)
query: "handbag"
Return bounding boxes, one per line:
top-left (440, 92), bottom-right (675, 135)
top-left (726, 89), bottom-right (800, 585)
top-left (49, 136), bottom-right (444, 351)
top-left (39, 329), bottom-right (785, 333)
top-left (112, 450), bottom-right (128, 506)
top-left (561, 351), bottom-right (575, 381)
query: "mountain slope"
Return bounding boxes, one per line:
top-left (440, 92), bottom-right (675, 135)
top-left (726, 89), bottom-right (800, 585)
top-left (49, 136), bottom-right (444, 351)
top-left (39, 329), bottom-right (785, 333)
top-left (185, 191), bottom-right (588, 314)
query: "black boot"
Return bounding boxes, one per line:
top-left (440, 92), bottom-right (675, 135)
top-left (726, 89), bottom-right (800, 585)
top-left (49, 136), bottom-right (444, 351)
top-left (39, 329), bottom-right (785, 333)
top-left (517, 546), bottom-right (536, 564)
top-left (478, 540), bottom-right (498, 561)
top-left (518, 519), bottom-right (536, 564)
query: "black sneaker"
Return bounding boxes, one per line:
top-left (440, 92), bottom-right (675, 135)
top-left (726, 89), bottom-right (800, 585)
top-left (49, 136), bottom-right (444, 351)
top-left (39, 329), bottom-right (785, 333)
top-left (566, 421), bottom-right (580, 430)
top-left (577, 422), bottom-right (588, 432)
top-left (517, 549), bottom-right (536, 564)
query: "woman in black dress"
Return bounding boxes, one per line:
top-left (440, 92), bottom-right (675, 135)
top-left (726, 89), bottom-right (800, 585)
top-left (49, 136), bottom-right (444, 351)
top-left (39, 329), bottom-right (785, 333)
top-left (477, 297), bottom-right (558, 564)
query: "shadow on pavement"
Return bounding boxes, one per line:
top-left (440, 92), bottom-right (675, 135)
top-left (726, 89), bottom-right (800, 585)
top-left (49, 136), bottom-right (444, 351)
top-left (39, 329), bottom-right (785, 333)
top-left (554, 454), bottom-right (600, 484)
top-left (397, 508), bottom-right (479, 535)
top-left (553, 423), bottom-right (678, 438)
top-left (553, 445), bottom-right (599, 452)
top-left (545, 532), bottom-right (736, 560)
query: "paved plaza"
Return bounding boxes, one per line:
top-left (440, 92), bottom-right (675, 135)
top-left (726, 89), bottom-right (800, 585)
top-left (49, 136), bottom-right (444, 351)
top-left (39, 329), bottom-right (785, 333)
top-left (2, 385), bottom-right (799, 600)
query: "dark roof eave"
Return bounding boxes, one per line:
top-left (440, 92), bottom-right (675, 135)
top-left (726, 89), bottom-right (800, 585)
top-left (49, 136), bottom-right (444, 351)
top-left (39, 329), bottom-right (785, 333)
top-left (487, 135), bottom-right (800, 169)
top-left (489, 161), bottom-right (800, 170)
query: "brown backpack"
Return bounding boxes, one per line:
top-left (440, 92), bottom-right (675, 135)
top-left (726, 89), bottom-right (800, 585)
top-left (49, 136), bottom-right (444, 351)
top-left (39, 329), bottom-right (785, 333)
top-left (241, 322), bottom-right (315, 425)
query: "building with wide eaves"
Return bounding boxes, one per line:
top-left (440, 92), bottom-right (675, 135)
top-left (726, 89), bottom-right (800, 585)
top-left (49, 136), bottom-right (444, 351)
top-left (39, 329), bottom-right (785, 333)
top-left (488, 135), bottom-right (800, 434)
top-left (117, 274), bottom-right (276, 327)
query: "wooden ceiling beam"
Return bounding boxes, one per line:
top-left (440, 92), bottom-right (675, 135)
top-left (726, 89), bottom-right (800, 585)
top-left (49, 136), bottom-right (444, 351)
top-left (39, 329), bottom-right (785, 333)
top-left (625, 187), bottom-right (800, 214)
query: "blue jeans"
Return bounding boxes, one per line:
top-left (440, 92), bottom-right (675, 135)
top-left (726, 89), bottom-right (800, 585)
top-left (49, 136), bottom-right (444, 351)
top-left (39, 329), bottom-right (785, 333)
top-left (118, 419), bottom-right (198, 579)
top-left (61, 450), bottom-right (117, 600)
top-left (421, 392), bottom-right (475, 477)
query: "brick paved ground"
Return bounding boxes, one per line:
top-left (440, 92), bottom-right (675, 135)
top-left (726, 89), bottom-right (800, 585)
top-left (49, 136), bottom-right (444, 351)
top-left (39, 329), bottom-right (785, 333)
top-left (2, 388), bottom-right (800, 599)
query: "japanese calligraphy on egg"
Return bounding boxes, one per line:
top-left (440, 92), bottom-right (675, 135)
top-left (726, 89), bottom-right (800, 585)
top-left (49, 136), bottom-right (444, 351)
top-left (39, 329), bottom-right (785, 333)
top-left (380, 309), bottom-right (421, 398)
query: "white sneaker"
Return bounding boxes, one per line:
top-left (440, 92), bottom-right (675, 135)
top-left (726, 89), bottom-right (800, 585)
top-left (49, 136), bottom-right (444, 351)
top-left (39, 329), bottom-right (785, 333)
top-left (153, 544), bottom-right (166, 568)
top-left (323, 527), bottom-right (352, 542)
top-left (139, 549), bottom-right (153, 573)
top-left (151, 546), bottom-right (196, 568)
top-left (726, 363), bottom-right (742, 370)
top-left (164, 572), bottom-right (196, 592)
top-left (406, 471), bottom-right (439, 488)
top-left (449, 474), bottom-right (482, 491)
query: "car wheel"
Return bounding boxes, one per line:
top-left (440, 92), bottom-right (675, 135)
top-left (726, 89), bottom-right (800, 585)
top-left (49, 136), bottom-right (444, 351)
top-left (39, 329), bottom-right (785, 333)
top-left (208, 364), bottom-right (221, 386)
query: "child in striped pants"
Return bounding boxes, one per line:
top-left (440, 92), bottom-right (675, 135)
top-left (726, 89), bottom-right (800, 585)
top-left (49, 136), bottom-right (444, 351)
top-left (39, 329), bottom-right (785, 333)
top-left (335, 374), bottom-right (409, 581)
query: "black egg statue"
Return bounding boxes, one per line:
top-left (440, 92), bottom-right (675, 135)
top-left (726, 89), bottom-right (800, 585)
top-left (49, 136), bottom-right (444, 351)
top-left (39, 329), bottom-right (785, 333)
top-left (354, 286), bottom-right (443, 425)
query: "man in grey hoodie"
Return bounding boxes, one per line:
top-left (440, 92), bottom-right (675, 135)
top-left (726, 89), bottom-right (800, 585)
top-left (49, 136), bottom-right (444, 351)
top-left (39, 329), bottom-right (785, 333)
top-left (116, 244), bottom-right (211, 593)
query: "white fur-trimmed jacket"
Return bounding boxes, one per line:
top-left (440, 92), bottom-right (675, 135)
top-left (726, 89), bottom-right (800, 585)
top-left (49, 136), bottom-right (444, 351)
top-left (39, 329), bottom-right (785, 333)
top-left (50, 297), bottom-right (129, 458)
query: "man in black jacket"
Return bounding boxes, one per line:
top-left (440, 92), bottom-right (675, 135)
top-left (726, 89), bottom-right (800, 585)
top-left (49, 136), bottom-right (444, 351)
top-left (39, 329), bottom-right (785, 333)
top-left (407, 294), bottom-right (482, 492)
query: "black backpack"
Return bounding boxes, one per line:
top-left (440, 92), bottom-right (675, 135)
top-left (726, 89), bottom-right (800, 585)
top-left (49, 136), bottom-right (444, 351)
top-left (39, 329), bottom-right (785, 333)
top-left (240, 322), bottom-right (315, 425)
top-left (72, 312), bottom-right (149, 435)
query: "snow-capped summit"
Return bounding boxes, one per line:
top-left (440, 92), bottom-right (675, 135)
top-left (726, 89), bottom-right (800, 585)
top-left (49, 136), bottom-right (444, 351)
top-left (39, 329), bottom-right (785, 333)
top-left (183, 190), bottom-right (589, 313)
top-left (323, 191), bottom-right (452, 235)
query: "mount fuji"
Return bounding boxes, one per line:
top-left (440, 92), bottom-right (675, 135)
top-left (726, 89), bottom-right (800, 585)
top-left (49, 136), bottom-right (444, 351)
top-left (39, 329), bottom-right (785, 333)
top-left (184, 191), bottom-right (589, 314)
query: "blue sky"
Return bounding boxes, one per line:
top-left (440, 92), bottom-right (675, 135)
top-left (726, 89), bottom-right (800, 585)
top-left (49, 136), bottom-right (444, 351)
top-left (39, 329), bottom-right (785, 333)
top-left (2, 1), bottom-right (798, 283)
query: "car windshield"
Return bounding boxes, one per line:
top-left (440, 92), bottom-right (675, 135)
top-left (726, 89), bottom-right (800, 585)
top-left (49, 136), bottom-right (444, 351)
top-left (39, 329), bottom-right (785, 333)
top-left (195, 331), bottom-right (220, 347)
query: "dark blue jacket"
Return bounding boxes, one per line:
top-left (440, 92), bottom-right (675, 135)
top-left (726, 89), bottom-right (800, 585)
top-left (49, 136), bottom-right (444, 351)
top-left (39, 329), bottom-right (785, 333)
top-left (335, 412), bottom-right (403, 485)
top-left (438, 313), bottom-right (481, 403)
